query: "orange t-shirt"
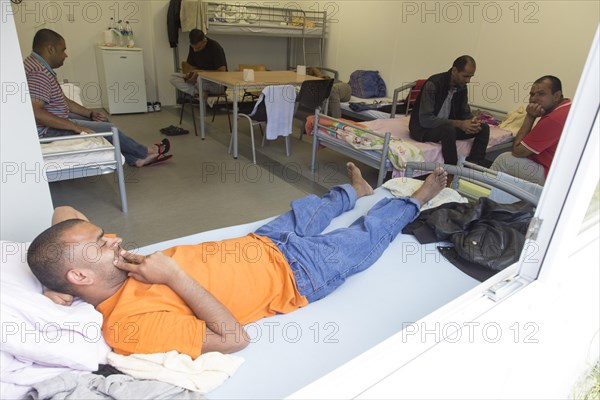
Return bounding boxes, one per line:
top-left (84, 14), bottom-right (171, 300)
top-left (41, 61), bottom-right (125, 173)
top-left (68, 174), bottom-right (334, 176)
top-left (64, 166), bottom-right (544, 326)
top-left (96, 234), bottom-right (308, 357)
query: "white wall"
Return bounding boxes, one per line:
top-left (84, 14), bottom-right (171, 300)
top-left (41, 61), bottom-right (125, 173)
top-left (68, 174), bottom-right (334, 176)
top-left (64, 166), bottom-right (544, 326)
top-left (10, 1), bottom-right (600, 111)
top-left (1, 1), bottom-right (54, 242)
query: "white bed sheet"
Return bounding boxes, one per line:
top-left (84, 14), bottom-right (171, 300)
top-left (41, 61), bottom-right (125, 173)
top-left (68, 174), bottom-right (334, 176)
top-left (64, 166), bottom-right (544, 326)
top-left (138, 187), bottom-right (480, 399)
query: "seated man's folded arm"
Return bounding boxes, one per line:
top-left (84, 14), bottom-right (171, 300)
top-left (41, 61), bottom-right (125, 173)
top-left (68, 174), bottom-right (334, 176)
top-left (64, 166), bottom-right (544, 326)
top-left (512, 113), bottom-right (537, 157)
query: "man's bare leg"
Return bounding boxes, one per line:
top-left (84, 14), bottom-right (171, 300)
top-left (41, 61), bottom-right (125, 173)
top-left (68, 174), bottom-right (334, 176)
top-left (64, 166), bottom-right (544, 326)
top-left (347, 162), bottom-right (374, 198)
top-left (411, 167), bottom-right (448, 207)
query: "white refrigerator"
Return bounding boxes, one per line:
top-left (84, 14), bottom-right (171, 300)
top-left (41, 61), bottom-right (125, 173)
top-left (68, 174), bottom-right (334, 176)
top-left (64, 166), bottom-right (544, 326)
top-left (95, 46), bottom-right (147, 114)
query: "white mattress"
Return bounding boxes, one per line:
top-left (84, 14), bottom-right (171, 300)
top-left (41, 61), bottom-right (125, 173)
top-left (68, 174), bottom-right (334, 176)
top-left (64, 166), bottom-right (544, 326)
top-left (41, 137), bottom-right (116, 170)
top-left (138, 187), bottom-right (480, 399)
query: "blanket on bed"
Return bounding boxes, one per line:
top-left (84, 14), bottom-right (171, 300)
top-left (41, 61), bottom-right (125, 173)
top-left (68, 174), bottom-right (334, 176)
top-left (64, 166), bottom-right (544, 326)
top-left (305, 116), bottom-right (425, 169)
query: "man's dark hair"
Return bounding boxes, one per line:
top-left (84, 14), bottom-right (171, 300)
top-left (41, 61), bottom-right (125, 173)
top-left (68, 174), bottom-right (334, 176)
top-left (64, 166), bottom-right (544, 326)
top-left (189, 29), bottom-right (206, 45)
top-left (535, 75), bottom-right (563, 94)
top-left (32, 29), bottom-right (64, 53)
top-left (452, 55), bottom-right (476, 71)
top-left (27, 219), bottom-right (86, 294)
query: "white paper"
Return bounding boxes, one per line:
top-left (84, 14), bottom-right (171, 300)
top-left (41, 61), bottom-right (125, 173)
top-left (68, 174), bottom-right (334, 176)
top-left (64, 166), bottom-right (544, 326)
top-left (243, 69), bottom-right (255, 82)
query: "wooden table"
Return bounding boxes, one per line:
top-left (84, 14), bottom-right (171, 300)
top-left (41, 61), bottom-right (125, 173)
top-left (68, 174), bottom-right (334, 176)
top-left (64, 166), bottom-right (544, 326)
top-left (196, 70), bottom-right (322, 158)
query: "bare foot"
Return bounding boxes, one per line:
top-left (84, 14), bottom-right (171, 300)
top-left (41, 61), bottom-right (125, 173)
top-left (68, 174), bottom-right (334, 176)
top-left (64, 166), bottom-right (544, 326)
top-left (135, 152), bottom-right (159, 167)
top-left (347, 162), bottom-right (374, 198)
top-left (411, 167), bottom-right (447, 206)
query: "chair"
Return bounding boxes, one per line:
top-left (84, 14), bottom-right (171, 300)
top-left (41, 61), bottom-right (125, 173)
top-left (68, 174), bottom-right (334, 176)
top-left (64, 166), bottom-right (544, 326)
top-left (178, 90), bottom-right (231, 136)
top-left (231, 85), bottom-right (296, 164)
top-left (239, 63), bottom-right (267, 103)
top-left (296, 78), bottom-right (334, 140)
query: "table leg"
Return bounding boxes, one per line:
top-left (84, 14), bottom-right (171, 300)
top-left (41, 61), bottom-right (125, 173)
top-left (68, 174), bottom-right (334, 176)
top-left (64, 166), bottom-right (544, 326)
top-left (198, 77), bottom-right (206, 140)
top-left (233, 86), bottom-right (238, 159)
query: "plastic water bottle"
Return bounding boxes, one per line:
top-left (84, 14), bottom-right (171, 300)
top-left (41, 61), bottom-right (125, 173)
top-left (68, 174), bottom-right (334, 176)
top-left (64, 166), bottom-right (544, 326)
top-left (110, 18), bottom-right (121, 46)
top-left (104, 17), bottom-right (116, 46)
top-left (125, 21), bottom-right (135, 48)
top-left (117, 20), bottom-right (125, 47)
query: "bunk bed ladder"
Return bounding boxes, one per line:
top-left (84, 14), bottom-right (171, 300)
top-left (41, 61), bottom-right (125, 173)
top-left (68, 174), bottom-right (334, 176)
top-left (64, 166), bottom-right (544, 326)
top-left (286, 8), bottom-right (326, 68)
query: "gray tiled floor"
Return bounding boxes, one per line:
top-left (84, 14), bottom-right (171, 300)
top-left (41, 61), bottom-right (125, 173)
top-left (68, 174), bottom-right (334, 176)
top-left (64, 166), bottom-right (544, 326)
top-left (49, 106), bottom-right (382, 247)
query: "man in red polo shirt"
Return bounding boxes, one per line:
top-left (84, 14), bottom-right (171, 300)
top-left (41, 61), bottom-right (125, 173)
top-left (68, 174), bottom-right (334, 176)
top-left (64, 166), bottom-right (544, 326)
top-left (491, 76), bottom-right (571, 185)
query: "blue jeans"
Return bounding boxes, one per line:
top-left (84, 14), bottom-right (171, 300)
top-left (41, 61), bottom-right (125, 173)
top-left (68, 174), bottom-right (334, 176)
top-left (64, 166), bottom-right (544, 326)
top-left (255, 185), bottom-right (421, 303)
top-left (45, 114), bottom-right (148, 166)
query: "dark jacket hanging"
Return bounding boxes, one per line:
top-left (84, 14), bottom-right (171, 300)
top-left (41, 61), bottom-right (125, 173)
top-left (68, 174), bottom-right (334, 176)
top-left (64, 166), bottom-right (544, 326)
top-left (167, 0), bottom-right (182, 48)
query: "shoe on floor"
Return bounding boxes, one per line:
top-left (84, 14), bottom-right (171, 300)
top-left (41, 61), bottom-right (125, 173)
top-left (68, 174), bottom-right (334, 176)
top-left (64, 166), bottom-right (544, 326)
top-left (160, 125), bottom-right (177, 135)
top-left (155, 138), bottom-right (170, 155)
top-left (165, 127), bottom-right (189, 136)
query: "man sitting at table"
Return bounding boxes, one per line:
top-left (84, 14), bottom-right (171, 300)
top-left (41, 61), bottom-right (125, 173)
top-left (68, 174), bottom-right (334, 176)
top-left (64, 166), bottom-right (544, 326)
top-left (169, 29), bottom-right (227, 99)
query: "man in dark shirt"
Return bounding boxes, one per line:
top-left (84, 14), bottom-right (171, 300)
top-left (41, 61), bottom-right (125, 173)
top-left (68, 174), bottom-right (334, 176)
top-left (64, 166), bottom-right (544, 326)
top-left (169, 29), bottom-right (227, 98)
top-left (409, 55), bottom-right (490, 167)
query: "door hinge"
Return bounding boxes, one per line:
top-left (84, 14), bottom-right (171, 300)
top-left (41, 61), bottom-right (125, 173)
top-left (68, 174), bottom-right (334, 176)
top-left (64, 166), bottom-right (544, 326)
top-left (485, 277), bottom-right (524, 302)
top-left (526, 217), bottom-right (543, 241)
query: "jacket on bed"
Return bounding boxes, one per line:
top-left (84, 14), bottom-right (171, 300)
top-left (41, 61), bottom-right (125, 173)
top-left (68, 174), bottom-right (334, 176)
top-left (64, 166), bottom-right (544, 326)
top-left (409, 70), bottom-right (471, 132)
top-left (402, 198), bottom-right (535, 271)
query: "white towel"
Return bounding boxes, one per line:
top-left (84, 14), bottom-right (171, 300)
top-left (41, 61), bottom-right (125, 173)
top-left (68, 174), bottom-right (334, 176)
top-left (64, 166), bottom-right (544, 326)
top-left (256, 85), bottom-right (296, 140)
top-left (107, 351), bottom-right (244, 393)
top-left (181, 0), bottom-right (207, 32)
top-left (383, 177), bottom-right (468, 210)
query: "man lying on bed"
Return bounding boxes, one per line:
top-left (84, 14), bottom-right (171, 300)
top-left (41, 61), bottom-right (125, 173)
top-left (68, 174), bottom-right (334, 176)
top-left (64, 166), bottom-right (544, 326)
top-left (27, 163), bottom-right (446, 357)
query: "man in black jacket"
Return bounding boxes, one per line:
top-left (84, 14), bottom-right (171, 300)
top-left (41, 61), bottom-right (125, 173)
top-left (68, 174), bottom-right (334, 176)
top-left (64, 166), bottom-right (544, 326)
top-left (409, 55), bottom-right (490, 166)
top-left (170, 29), bottom-right (227, 99)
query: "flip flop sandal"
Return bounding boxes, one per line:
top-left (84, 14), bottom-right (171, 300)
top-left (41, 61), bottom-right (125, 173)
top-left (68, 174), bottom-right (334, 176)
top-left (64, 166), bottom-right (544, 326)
top-left (155, 138), bottom-right (170, 155)
top-left (143, 153), bottom-right (173, 167)
top-left (165, 127), bottom-right (189, 136)
top-left (160, 125), bottom-right (178, 135)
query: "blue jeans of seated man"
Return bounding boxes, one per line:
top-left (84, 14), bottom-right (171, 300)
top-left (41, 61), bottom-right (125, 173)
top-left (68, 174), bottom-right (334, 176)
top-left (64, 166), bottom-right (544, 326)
top-left (255, 184), bottom-right (421, 303)
top-left (44, 113), bottom-right (148, 166)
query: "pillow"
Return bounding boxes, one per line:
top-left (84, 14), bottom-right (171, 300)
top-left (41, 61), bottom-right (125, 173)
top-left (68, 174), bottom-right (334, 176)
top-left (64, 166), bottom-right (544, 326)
top-left (0, 241), bottom-right (111, 371)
